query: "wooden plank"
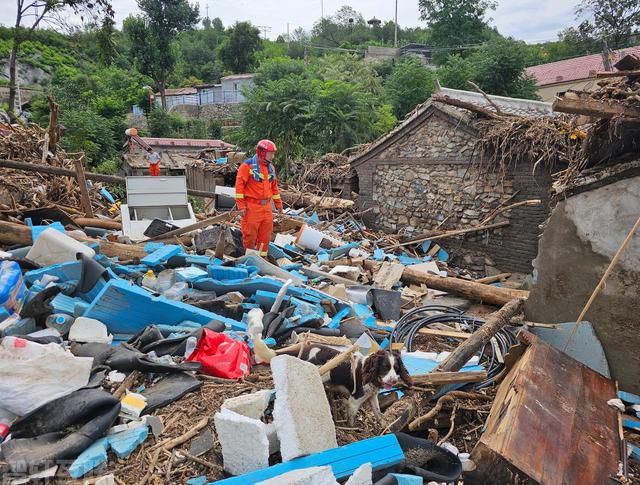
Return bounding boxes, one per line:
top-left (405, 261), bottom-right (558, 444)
top-left (475, 273), bottom-right (511, 284)
top-left (72, 158), bottom-right (94, 218)
top-left (215, 434), bottom-right (404, 484)
top-left (552, 96), bottom-right (640, 119)
top-left (373, 262), bottom-right (405, 290)
top-left (412, 371), bottom-right (487, 386)
top-left (417, 328), bottom-right (472, 339)
top-left (467, 331), bottom-right (621, 485)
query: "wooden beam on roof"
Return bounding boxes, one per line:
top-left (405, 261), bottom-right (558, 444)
top-left (595, 70), bottom-right (640, 78)
top-left (552, 95), bottom-right (640, 119)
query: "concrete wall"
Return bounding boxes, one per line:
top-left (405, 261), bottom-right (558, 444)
top-left (536, 78), bottom-right (597, 102)
top-left (525, 176), bottom-right (640, 393)
top-left (354, 109), bottom-right (552, 273)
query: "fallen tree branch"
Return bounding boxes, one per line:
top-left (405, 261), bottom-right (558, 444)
top-left (383, 221), bottom-right (509, 250)
top-left (411, 371), bottom-right (487, 386)
top-left (151, 416), bottom-right (209, 451)
top-left (480, 199), bottom-right (541, 225)
top-left (408, 391), bottom-right (491, 431)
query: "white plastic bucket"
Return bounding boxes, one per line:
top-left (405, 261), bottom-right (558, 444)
top-left (296, 224), bottom-right (327, 251)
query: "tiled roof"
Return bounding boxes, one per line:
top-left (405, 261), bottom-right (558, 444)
top-left (436, 87), bottom-right (553, 117)
top-left (141, 137), bottom-right (236, 149)
top-left (526, 45), bottom-right (640, 87)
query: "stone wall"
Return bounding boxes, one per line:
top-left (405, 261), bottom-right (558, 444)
top-left (198, 103), bottom-right (243, 123)
top-left (525, 176), bottom-right (640, 393)
top-left (354, 108), bottom-right (552, 274)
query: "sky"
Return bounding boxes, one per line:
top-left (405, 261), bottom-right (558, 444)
top-left (1, 0), bottom-right (580, 44)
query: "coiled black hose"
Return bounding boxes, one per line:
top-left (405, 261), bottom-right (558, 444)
top-left (390, 305), bottom-right (518, 389)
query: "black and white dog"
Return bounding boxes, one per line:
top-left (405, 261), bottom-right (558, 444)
top-left (284, 344), bottom-right (413, 425)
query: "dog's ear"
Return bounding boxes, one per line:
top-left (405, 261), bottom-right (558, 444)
top-left (362, 351), bottom-right (383, 386)
top-left (393, 351), bottom-right (413, 387)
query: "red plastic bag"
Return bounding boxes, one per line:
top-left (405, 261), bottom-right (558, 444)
top-left (186, 329), bottom-right (250, 379)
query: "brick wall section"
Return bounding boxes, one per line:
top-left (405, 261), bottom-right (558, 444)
top-left (353, 109), bottom-right (552, 273)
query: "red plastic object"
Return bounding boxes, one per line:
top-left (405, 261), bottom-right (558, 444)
top-left (186, 329), bottom-right (250, 380)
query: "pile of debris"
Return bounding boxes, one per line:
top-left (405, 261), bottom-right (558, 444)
top-left (0, 183), bottom-right (629, 483)
top-left (0, 124), bottom-right (104, 214)
top-left (288, 153), bottom-right (356, 199)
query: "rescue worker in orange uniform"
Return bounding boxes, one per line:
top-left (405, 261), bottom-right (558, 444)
top-left (235, 139), bottom-right (283, 256)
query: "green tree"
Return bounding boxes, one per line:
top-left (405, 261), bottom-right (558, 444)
top-left (124, 0), bottom-right (199, 109)
top-left (312, 53), bottom-right (383, 95)
top-left (418, 0), bottom-right (496, 47)
top-left (219, 22), bottom-right (262, 73)
top-left (308, 80), bottom-right (379, 153)
top-left (385, 57), bottom-right (436, 118)
top-left (255, 57), bottom-right (307, 85)
top-left (7, 0), bottom-right (113, 120)
top-left (239, 75), bottom-right (316, 171)
top-left (575, 0), bottom-right (640, 49)
top-left (437, 54), bottom-right (476, 89)
top-left (469, 37), bottom-right (539, 99)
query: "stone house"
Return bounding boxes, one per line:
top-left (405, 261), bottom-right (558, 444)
top-left (349, 87), bottom-right (554, 273)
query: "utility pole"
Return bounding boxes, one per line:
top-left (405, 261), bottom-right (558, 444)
top-left (257, 25), bottom-right (272, 40)
top-left (287, 23), bottom-right (290, 50)
top-left (394, 0), bottom-right (398, 48)
top-left (321, 0), bottom-right (324, 19)
top-left (601, 38), bottom-right (612, 71)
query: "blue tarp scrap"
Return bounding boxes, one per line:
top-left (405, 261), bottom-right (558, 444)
top-left (420, 241), bottom-right (432, 254)
top-left (436, 248), bottom-right (449, 262)
top-left (305, 211), bottom-right (320, 225)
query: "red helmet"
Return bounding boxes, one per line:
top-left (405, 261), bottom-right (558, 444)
top-left (256, 139), bottom-right (277, 159)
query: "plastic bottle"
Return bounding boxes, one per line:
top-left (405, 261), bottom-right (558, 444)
top-left (45, 313), bottom-right (75, 335)
top-left (163, 282), bottom-right (189, 301)
top-left (184, 336), bottom-right (197, 359)
top-left (141, 270), bottom-right (158, 291)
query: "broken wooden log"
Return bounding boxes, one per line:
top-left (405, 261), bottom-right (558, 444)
top-left (73, 218), bottom-right (122, 230)
top-left (400, 265), bottom-right (528, 306)
top-left (72, 158), bottom-right (94, 218)
top-left (435, 298), bottom-right (524, 372)
top-left (552, 93), bottom-right (640, 119)
top-left (0, 158), bottom-right (219, 199)
top-left (280, 191), bottom-right (355, 211)
top-left (595, 70), bottom-right (640, 78)
top-left (0, 220), bottom-right (146, 260)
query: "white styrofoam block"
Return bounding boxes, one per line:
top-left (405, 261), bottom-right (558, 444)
top-left (345, 463), bottom-right (373, 485)
top-left (271, 355), bottom-right (337, 462)
top-left (221, 389), bottom-right (272, 420)
top-left (257, 466), bottom-right (338, 485)
top-left (214, 408), bottom-right (271, 475)
top-left (68, 317), bottom-right (113, 344)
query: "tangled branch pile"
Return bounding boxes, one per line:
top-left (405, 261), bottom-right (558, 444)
top-left (288, 153), bottom-right (355, 197)
top-left (0, 124), bottom-right (103, 213)
top-left (474, 114), bottom-right (589, 186)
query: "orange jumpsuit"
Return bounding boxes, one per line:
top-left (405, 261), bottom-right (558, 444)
top-left (235, 157), bottom-right (283, 256)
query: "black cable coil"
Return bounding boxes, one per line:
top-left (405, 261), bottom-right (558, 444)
top-left (390, 305), bottom-right (518, 389)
